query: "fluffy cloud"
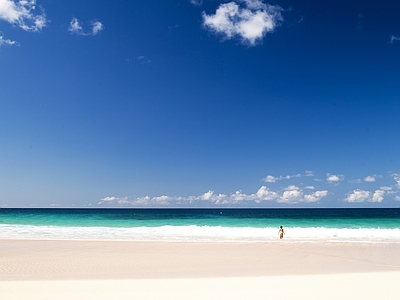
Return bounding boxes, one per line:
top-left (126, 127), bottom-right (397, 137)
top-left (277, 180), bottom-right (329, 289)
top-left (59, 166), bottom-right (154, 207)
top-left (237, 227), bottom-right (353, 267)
top-left (391, 173), bottom-right (400, 187)
top-left (99, 196), bottom-right (128, 204)
top-left (98, 171), bottom-right (400, 207)
top-left (345, 189), bottom-right (384, 203)
top-left (254, 186), bottom-right (279, 201)
top-left (69, 17), bottom-right (104, 36)
top-left (202, 0), bottom-right (283, 45)
top-left (345, 186), bottom-right (392, 203)
top-left (0, 0), bottom-right (46, 31)
top-left (153, 195), bottom-right (171, 205)
top-left (201, 191), bottom-right (231, 204)
top-left (371, 189), bottom-right (385, 203)
top-left (379, 186), bottom-right (392, 191)
top-left (230, 190), bottom-right (248, 201)
top-left (345, 190), bottom-right (370, 203)
top-left (364, 175), bottom-right (376, 182)
top-left (99, 185), bottom-right (330, 207)
top-left (327, 173), bottom-right (344, 183)
top-left (69, 17), bottom-right (83, 33)
top-left (277, 186), bottom-right (328, 204)
top-left (263, 175), bottom-right (278, 182)
top-left (280, 186), bottom-right (302, 203)
top-left (91, 21), bottom-right (104, 35)
top-left (100, 196), bottom-right (118, 202)
top-left (303, 190), bottom-right (328, 203)
top-left (0, 34), bottom-right (17, 46)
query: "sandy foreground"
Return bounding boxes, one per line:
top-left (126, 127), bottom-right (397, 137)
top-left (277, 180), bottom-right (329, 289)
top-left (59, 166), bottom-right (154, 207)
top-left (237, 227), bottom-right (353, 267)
top-left (1, 239), bottom-right (399, 299)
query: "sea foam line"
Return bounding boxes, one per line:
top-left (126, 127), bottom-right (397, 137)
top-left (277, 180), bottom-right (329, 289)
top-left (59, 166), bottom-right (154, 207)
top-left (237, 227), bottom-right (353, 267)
top-left (0, 225), bottom-right (399, 242)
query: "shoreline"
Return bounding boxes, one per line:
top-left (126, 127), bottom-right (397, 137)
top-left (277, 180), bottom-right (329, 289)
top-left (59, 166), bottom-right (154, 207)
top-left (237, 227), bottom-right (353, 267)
top-left (1, 237), bottom-right (399, 243)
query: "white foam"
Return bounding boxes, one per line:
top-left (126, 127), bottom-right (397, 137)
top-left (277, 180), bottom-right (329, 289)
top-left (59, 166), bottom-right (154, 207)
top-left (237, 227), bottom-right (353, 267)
top-left (0, 225), bottom-right (399, 242)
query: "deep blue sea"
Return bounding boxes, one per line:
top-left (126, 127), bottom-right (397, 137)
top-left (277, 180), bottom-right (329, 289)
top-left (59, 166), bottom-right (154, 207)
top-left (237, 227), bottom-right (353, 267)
top-left (0, 208), bottom-right (399, 242)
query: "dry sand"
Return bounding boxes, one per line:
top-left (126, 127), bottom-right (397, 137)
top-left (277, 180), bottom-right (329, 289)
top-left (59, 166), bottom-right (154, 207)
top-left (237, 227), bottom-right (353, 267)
top-left (1, 239), bottom-right (400, 299)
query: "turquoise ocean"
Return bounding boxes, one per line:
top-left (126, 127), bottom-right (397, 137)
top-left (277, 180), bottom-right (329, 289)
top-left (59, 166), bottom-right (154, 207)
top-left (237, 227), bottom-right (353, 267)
top-left (0, 208), bottom-right (399, 242)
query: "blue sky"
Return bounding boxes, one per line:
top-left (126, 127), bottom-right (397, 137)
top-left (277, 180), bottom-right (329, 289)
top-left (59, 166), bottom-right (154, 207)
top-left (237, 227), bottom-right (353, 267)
top-left (1, 0), bottom-right (400, 208)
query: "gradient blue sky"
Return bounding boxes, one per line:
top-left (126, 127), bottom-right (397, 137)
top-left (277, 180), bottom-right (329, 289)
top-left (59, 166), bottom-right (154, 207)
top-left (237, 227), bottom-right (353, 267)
top-left (1, 0), bottom-right (400, 208)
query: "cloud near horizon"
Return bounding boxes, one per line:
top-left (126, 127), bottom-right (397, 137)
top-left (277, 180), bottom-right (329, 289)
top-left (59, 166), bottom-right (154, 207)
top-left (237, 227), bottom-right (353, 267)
top-left (98, 171), bottom-right (400, 207)
top-left (99, 185), bottom-right (329, 206)
top-left (344, 186), bottom-right (394, 203)
top-left (202, 0), bottom-right (283, 45)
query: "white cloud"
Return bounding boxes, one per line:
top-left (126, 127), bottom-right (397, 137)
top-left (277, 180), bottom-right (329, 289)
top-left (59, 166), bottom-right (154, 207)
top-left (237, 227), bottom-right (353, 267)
top-left (100, 196), bottom-right (118, 202)
top-left (99, 171), bottom-right (400, 207)
top-left (379, 186), bottom-right (392, 191)
top-left (91, 21), bottom-right (104, 35)
top-left (263, 171), bottom-right (312, 183)
top-left (0, 0), bottom-right (46, 31)
top-left (69, 17), bottom-right (104, 36)
top-left (263, 175), bottom-right (277, 182)
top-left (279, 186), bottom-right (302, 203)
top-left (364, 175), bottom-right (376, 182)
top-left (134, 196), bottom-right (151, 205)
top-left (345, 185), bottom-right (393, 203)
top-left (99, 196), bottom-right (128, 204)
top-left (200, 190), bottom-right (215, 200)
top-left (345, 190), bottom-right (370, 203)
top-left (303, 190), bottom-right (328, 203)
top-left (231, 190), bottom-right (248, 201)
top-left (199, 190), bottom-right (230, 204)
top-left (327, 173), bottom-right (344, 183)
top-left (153, 195), bottom-right (171, 205)
top-left (98, 181), bottom-right (332, 207)
top-left (391, 173), bottom-right (400, 188)
top-left (0, 34), bottom-right (17, 46)
top-left (277, 186), bottom-right (328, 204)
top-left (255, 186), bottom-right (279, 201)
top-left (371, 189), bottom-right (385, 203)
top-left (69, 17), bottom-right (83, 34)
top-left (202, 0), bottom-right (283, 45)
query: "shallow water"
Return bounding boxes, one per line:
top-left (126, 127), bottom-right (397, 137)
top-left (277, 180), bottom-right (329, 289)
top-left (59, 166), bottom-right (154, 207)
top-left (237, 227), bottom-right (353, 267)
top-left (0, 208), bottom-right (399, 242)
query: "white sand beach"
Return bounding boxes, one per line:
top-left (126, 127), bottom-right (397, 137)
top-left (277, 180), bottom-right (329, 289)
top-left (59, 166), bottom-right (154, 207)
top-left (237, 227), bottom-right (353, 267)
top-left (1, 239), bottom-right (399, 299)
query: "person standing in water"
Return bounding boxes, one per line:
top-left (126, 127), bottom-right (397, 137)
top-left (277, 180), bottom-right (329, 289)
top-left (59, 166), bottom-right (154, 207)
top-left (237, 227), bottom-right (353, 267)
top-left (278, 226), bottom-right (285, 239)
